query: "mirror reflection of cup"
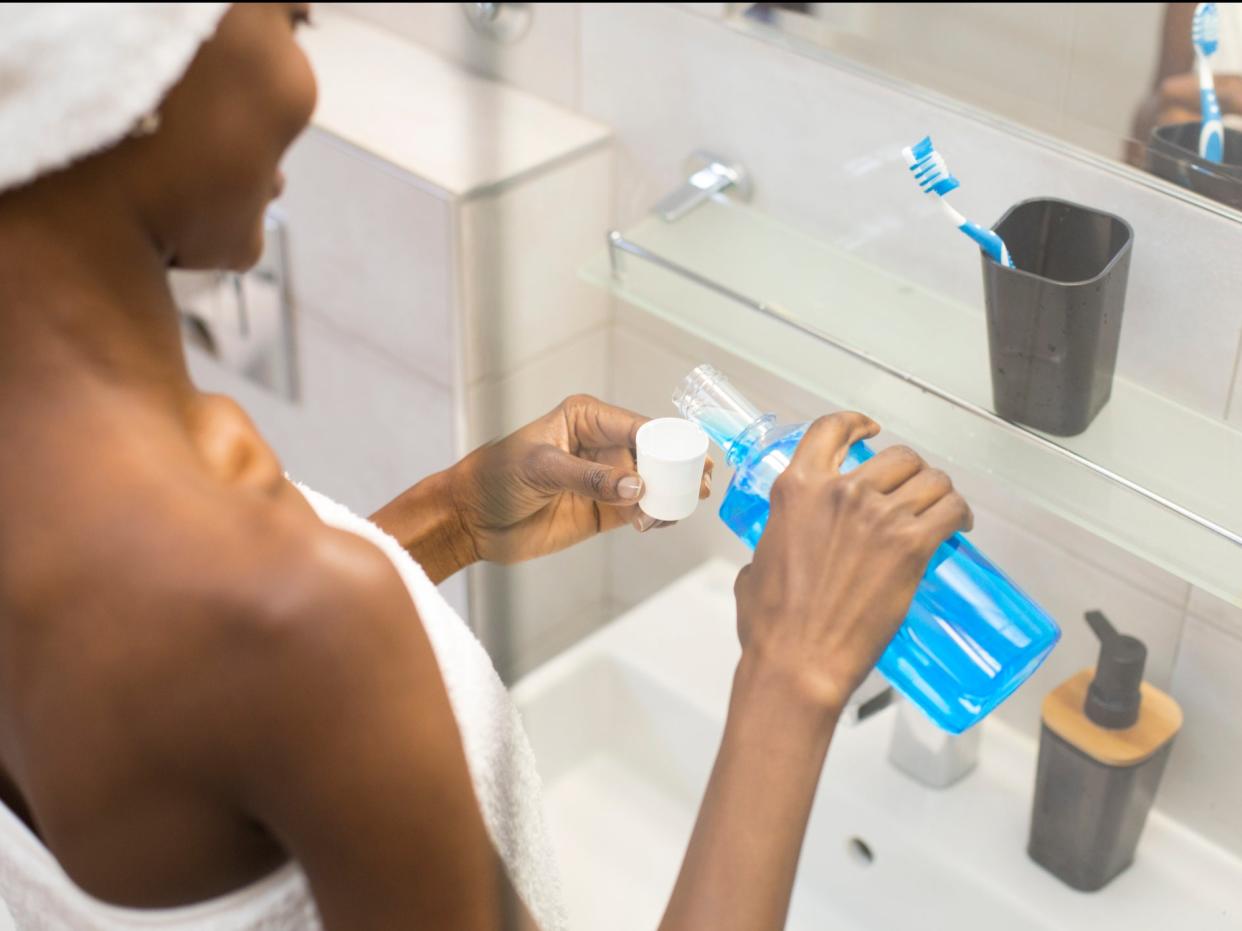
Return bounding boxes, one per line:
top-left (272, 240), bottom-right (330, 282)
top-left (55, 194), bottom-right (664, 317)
top-left (636, 418), bottom-right (709, 521)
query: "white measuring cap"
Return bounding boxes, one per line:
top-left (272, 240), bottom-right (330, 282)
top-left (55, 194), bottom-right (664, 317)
top-left (636, 417), bottom-right (709, 521)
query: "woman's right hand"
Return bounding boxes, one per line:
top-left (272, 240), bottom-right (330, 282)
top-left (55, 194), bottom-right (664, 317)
top-left (732, 411), bottom-right (973, 716)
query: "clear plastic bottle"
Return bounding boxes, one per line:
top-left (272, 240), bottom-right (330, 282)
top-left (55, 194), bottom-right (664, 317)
top-left (674, 364), bottom-right (1060, 732)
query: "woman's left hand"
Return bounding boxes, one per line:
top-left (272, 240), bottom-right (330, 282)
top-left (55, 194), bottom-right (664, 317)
top-left (448, 394), bottom-right (712, 565)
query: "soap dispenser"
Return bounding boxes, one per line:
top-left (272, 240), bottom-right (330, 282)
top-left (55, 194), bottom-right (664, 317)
top-left (1027, 611), bottom-right (1183, 891)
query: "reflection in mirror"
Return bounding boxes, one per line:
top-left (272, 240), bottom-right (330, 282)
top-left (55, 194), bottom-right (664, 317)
top-left (737, 3), bottom-right (1242, 214)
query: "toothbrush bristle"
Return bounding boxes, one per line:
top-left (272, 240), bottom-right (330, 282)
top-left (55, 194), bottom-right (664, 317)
top-left (904, 137), bottom-right (960, 196)
top-left (1194, 3), bottom-right (1219, 54)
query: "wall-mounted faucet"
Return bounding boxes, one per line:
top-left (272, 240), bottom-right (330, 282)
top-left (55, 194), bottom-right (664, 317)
top-left (840, 670), bottom-right (896, 726)
top-left (655, 150), bottom-right (752, 222)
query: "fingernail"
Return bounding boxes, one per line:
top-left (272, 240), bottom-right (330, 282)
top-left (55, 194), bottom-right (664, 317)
top-left (632, 512), bottom-right (657, 532)
top-left (618, 476), bottom-right (644, 500)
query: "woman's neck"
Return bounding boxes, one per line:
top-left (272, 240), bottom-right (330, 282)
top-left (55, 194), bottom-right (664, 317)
top-left (0, 170), bottom-right (196, 421)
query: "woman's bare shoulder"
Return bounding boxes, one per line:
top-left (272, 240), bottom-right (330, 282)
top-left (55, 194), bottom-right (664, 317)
top-left (27, 479), bottom-right (431, 791)
top-left (126, 485), bottom-right (426, 735)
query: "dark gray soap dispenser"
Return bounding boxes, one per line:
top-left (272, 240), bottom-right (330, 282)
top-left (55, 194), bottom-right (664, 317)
top-left (1027, 611), bottom-right (1183, 891)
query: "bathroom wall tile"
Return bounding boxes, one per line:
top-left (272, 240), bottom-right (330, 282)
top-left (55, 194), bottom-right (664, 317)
top-left (580, 3), bottom-right (1242, 417)
top-left (942, 471), bottom-right (1192, 612)
top-left (471, 536), bottom-right (612, 684)
top-left (465, 326), bottom-right (610, 449)
top-left (459, 145), bottom-right (614, 384)
top-left (1061, 4), bottom-right (1164, 150)
top-left (330, 3), bottom-right (582, 110)
top-left (1186, 586), bottom-right (1242, 639)
top-left (1157, 615), bottom-right (1242, 857)
top-left (280, 128), bottom-right (457, 389)
top-left (860, 4), bottom-right (1077, 139)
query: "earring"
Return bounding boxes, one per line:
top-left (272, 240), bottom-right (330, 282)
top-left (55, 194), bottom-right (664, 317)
top-left (130, 111), bottom-right (161, 138)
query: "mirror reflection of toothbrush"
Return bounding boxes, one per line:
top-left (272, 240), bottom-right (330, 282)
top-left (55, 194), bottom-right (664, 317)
top-left (902, 136), bottom-right (1014, 269)
top-left (1193, 2), bottom-right (1224, 163)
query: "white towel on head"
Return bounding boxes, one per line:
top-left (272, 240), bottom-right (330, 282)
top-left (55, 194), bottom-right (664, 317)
top-left (0, 483), bottom-right (567, 930)
top-left (0, 3), bottom-right (230, 195)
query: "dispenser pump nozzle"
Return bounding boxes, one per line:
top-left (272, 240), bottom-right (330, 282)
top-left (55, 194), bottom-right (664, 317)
top-left (1084, 610), bottom-right (1146, 729)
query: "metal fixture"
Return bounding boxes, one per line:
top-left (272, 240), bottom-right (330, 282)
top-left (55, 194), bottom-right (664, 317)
top-left (462, 3), bottom-right (532, 43)
top-left (605, 229), bottom-right (1242, 549)
top-left (840, 671), bottom-right (895, 727)
top-left (654, 150), bottom-right (752, 222)
top-left (887, 699), bottom-right (981, 788)
top-left (174, 210), bottom-right (298, 400)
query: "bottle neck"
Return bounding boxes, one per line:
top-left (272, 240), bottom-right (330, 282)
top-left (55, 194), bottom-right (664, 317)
top-left (724, 413), bottom-right (779, 467)
top-left (673, 364), bottom-right (767, 457)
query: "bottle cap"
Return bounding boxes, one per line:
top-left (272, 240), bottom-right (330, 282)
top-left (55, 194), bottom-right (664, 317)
top-left (635, 418), bottom-right (709, 521)
top-left (1083, 610), bottom-right (1146, 729)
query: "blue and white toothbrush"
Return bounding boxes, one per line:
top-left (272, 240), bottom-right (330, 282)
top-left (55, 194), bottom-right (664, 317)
top-left (1193, 2), bottom-right (1224, 163)
top-left (902, 135), bottom-right (1014, 268)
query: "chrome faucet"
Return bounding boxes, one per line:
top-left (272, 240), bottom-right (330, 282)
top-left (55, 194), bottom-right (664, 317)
top-left (887, 698), bottom-right (981, 788)
top-left (653, 150), bottom-right (751, 223)
top-left (843, 675), bottom-right (980, 788)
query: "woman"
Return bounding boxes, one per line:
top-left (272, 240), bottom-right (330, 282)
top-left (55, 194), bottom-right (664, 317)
top-left (0, 4), bottom-right (971, 929)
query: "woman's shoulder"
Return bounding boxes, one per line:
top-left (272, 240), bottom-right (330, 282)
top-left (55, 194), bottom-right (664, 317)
top-left (24, 475), bottom-right (427, 787)
top-left (120, 480), bottom-right (423, 711)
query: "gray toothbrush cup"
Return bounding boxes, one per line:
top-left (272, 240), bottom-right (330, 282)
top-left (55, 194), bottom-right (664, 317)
top-left (981, 198), bottom-right (1134, 437)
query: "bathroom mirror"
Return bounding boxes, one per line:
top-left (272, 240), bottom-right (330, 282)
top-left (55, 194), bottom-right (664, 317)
top-left (733, 3), bottom-right (1242, 218)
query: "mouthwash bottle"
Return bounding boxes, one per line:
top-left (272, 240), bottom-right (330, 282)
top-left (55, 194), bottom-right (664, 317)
top-left (674, 364), bottom-right (1059, 733)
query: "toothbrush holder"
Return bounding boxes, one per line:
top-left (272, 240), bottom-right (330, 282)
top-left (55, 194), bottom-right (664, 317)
top-left (981, 197), bottom-right (1134, 437)
top-left (1146, 120), bottom-right (1242, 210)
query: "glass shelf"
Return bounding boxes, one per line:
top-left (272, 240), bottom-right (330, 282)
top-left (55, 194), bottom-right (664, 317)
top-left (583, 198), bottom-right (1242, 607)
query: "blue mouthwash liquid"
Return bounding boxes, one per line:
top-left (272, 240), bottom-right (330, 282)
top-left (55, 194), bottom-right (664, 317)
top-left (675, 365), bottom-right (1059, 733)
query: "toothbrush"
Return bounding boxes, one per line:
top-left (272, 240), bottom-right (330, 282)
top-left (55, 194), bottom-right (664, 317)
top-left (1193, 2), bottom-right (1224, 163)
top-left (902, 136), bottom-right (1014, 268)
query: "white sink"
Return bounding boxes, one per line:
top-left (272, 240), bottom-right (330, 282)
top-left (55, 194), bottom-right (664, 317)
top-left (513, 560), bottom-right (1242, 931)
